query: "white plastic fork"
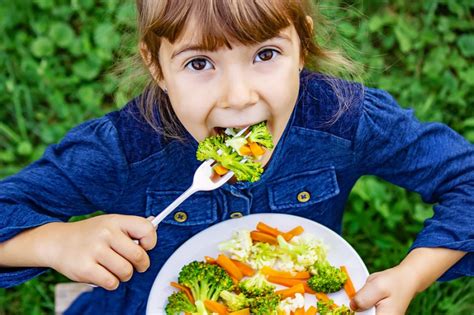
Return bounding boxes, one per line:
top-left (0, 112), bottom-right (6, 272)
top-left (149, 126), bottom-right (251, 227)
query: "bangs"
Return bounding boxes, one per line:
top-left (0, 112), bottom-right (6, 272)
top-left (146, 0), bottom-right (297, 51)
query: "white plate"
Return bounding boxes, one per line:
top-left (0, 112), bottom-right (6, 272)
top-left (146, 213), bottom-right (375, 314)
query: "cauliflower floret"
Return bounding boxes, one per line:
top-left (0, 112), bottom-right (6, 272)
top-left (218, 229), bottom-right (253, 261)
top-left (277, 235), bottom-right (327, 271)
top-left (245, 242), bottom-right (278, 270)
top-left (277, 293), bottom-right (305, 314)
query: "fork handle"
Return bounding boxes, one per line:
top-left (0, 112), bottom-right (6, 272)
top-left (150, 186), bottom-right (199, 227)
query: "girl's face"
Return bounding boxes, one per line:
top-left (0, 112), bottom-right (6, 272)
top-left (153, 22), bottom-right (303, 166)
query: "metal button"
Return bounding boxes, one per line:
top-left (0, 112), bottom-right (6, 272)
top-left (297, 191), bottom-right (311, 203)
top-left (174, 211), bottom-right (188, 223)
top-left (230, 212), bottom-right (243, 219)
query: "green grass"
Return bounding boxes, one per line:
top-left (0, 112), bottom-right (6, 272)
top-left (1, 0), bottom-right (473, 314)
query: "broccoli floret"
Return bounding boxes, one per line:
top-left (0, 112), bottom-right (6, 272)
top-left (219, 290), bottom-right (249, 312)
top-left (178, 261), bottom-right (234, 304)
top-left (196, 135), bottom-right (263, 182)
top-left (249, 122), bottom-right (274, 149)
top-left (196, 135), bottom-right (226, 161)
top-left (239, 273), bottom-right (276, 297)
top-left (165, 291), bottom-right (197, 315)
top-left (317, 300), bottom-right (354, 315)
top-left (307, 261), bottom-right (347, 293)
top-left (193, 300), bottom-right (209, 315)
top-left (248, 292), bottom-right (280, 315)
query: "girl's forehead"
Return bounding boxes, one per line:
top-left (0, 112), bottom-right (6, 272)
top-left (171, 16), bottom-right (295, 52)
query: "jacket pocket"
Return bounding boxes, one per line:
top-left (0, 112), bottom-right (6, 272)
top-left (145, 190), bottom-right (218, 226)
top-left (268, 166), bottom-right (340, 211)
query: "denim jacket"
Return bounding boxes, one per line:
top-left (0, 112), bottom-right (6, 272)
top-left (0, 69), bottom-right (472, 314)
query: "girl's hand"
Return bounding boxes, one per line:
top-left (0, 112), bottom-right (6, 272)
top-left (39, 214), bottom-right (157, 290)
top-left (350, 265), bottom-right (419, 315)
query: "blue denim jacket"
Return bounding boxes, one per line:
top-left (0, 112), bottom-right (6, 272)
top-left (0, 70), bottom-right (473, 314)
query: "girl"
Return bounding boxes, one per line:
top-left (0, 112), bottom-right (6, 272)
top-left (0, 0), bottom-right (472, 314)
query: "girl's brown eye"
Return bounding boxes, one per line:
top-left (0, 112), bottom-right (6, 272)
top-left (255, 49), bottom-right (278, 62)
top-left (187, 58), bottom-right (210, 71)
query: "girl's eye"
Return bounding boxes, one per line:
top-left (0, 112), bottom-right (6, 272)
top-left (255, 49), bottom-right (279, 62)
top-left (185, 58), bottom-right (213, 71)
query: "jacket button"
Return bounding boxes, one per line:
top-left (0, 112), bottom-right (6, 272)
top-left (297, 191), bottom-right (311, 203)
top-left (174, 211), bottom-right (188, 223)
top-left (230, 212), bottom-right (243, 219)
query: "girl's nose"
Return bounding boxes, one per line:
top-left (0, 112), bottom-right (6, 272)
top-left (218, 71), bottom-right (258, 109)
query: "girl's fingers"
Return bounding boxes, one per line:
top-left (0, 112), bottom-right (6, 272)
top-left (89, 263), bottom-right (120, 291)
top-left (97, 248), bottom-right (135, 282)
top-left (350, 273), bottom-right (387, 311)
top-left (114, 215), bottom-right (157, 251)
top-left (109, 232), bottom-right (150, 273)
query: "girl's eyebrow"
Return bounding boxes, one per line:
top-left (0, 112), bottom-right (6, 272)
top-left (171, 33), bottom-right (292, 60)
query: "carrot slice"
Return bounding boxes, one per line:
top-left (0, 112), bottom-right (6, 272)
top-left (170, 281), bottom-right (194, 304)
top-left (231, 259), bottom-right (256, 277)
top-left (256, 222), bottom-right (283, 238)
top-left (239, 145), bottom-right (252, 156)
top-left (314, 292), bottom-right (330, 302)
top-left (341, 266), bottom-right (356, 299)
top-left (205, 256), bottom-right (217, 264)
top-left (248, 141), bottom-right (266, 156)
top-left (282, 225), bottom-right (305, 241)
top-left (204, 300), bottom-right (228, 314)
top-left (267, 276), bottom-right (304, 287)
top-left (292, 307), bottom-right (305, 315)
top-left (229, 308), bottom-right (250, 315)
top-left (214, 164), bottom-right (229, 175)
top-left (275, 283), bottom-right (305, 299)
top-left (261, 266), bottom-right (310, 279)
top-left (216, 254), bottom-right (243, 280)
top-left (305, 306), bottom-right (317, 315)
top-left (250, 231), bottom-right (278, 245)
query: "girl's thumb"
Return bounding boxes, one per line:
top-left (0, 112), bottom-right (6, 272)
top-left (350, 273), bottom-right (386, 311)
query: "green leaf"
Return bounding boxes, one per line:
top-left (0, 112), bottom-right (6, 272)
top-left (49, 22), bottom-right (75, 48)
top-left (457, 34), bottom-right (474, 57)
top-left (31, 37), bottom-right (54, 57)
top-left (72, 58), bottom-right (102, 80)
top-left (94, 23), bottom-right (121, 51)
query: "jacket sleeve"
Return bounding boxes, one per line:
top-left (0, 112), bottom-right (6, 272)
top-left (0, 116), bottom-right (129, 287)
top-left (354, 87), bottom-right (473, 281)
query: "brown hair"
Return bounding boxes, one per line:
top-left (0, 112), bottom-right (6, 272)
top-left (124, 0), bottom-right (360, 140)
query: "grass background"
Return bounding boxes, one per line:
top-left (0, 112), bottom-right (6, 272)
top-left (0, 0), bottom-right (473, 314)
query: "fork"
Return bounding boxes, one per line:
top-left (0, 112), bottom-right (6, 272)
top-left (149, 126), bottom-right (251, 227)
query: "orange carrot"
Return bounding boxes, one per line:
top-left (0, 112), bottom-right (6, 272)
top-left (170, 282), bottom-right (194, 304)
top-left (256, 221), bottom-right (283, 238)
top-left (314, 292), bottom-right (330, 303)
top-left (204, 300), bottom-right (228, 315)
top-left (231, 259), bottom-right (256, 277)
top-left (250, 231), bottom-right (278, 245)
top-left (229, 308), bottom-right (250, 315)
top-left (305, 306), bottom-right (317, 315)
top-left (282, 225), bottom-right (305, 241)
top-left (267, 276), bottom-right (304, 287)
top-left (341, 266), bottom-right (356, 299)
top-left (261, 266), bottom-right (310, 279)
top-left (205, 256), bottom-right (217, 264)
top-left (248, 141), bottom-right (265, 156)
top-left (216, 254), bottom-right (243, 280)
top-left (293, 307), bottom-right (305, 315)
top-left (303, 283), bottom-right (316, 294)
top-left (275, 283), bottom-right (305, 299)
top-left (239, 145), bottom-right (252, 156)
top-left (214, 164), bottom-right (229, 175)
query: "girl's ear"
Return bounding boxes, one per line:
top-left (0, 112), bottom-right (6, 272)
top-left (139, 41), bottom-right (166, 90)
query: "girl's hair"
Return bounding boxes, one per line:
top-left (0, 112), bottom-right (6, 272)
top-left (120, 0), bottom-right (361, 140)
